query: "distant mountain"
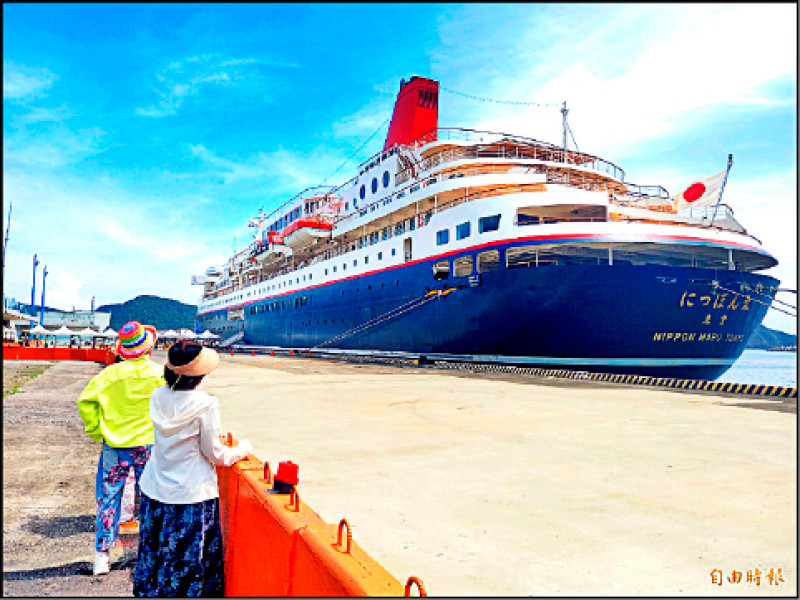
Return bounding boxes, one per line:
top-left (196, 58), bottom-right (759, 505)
top-left (96, 295), bottom-right (197, 331)
top-left (746, 324), bottom-right (797, 350)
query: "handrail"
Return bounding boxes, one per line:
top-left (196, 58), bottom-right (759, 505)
top-left (395, 134), bottom-right (626, 185)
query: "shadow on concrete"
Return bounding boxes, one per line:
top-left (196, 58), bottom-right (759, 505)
top-left (3, 554), bottom-right (137, 582)
top-left (23, 514), bottom-right (95, 538)
top-left (3, 560), bottom-right (94, 580)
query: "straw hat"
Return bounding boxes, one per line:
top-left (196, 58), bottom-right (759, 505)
top-left (166, 340), bottom-right (220, 376)
top-left (116, 321), bottom-right (157, 359)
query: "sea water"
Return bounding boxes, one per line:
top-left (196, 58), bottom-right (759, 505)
top-left (716, 349), bottom-right (797, 388)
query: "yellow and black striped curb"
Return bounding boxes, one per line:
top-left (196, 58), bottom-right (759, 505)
top-left (238, 346), bottom-right (796, 399)
top-left (425, 360), bottom-right (797, 398)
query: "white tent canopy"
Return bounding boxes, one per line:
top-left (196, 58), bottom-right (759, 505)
top-left (77, 328), bottom-right (97, 337)
top-left (162, 330), bottom-right (179, 338)
top-left (199, 330), bottom-right (219, 339)
top-left (29, 324), bottom-right (51, 335)
top-left (178, 329), bottom-right (197, 339)
top-left (101, 329), bottom-right (117, 338)
top-left (53, 326), bottom-right (75, 336)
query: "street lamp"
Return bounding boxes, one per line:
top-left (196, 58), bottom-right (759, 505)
top-left (31, 254), bottom-right (39, 317)
top-left (40, 266), bottom-right (48, 325)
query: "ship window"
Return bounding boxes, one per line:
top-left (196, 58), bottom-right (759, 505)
top-left (333, 266), bottom-right (337, 272)
top-left (345, 202), bottom-right (349, 211)
top-left (360, 185), bottom-right (366, 200)
top-left (436, 229), bottom-right (449, 245)
top-left (479, 214), bottom-right (501, 233)
top-left (371, 177), bottom-right (378, 194)
top-left (391, 248), bottom-right (396, 256)
top-left (432, 260), bottom-right (450, 280)
top-left (383, 171), bottom-right (390, 188)
top-left (343, 263), bottom-right (346, 270)
top-left (477, 250), bottom-right (500, 273)
top-left (353, 259), bottom-right (357, 267)
top-left (453, 255), bottom-right (473, 277)
top-left (456, 221), bottom-right (471, 240)
top-left (378, 252), bottom-right (383, 260)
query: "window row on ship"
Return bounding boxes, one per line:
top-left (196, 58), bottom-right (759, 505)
top-left (201, 236), bottom-right (757, 316)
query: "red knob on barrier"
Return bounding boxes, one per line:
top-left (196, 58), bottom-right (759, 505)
top-left (289, 350), bottom-right (294, 357)
top-left (405, 576), bottom-right (426, 597)
top-left (231, 349), bottom-right (234, 356)
top-left (308, 351), bottom-right (312, 357)
top-left (252, 350), bottom-right (255, 357)
top-left (336, 518), bottom-right (352, 554)
top-left (270, 350), bottom-right (274, 357)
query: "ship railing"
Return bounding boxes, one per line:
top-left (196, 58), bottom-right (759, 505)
top-left (398, 128), bottom-right (626, 182)
top-left (343, 163), bottom-right (638, 230)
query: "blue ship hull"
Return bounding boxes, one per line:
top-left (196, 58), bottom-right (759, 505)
top-left (198, 244), bottom-right (778, 380)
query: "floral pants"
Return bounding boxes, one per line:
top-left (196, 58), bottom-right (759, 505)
top-left (95, 441), bottom-right (151, 552)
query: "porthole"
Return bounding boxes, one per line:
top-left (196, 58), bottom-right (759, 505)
top-left (383, 171), bottom-right (390, 188)
top-left (360, 185), bottom-right (366, 200)
top-left (371, 177), bottom-right (378, 194)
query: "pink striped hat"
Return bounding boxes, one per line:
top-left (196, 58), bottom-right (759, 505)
top-left (116, 321), bottom-right (157, 359)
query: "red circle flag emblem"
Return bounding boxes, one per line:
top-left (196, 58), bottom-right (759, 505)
top-left (683, 182), bottom-right (706, 202)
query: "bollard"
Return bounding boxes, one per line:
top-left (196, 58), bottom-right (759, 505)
top-left (289, 350), bottom-right (294, 357)
top-left (308, 351), bottom-right (312, 358)
top-left (270, 350), bottom-right (275, 357)
top-left (252, 350), bottom-right (255, 357)
top-left (231, 349), bottom-right (235, 357)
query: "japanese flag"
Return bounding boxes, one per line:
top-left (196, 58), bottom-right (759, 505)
top-left (674, 169), bottom-right (728, 211)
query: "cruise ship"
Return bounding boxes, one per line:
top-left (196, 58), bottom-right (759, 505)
top-left (194, 76), bottom-right (779, 379)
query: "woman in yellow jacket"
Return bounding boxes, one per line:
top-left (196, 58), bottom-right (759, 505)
top-left (77, 321), bottom-right (165, 576)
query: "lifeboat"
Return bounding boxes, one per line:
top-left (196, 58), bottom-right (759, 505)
top-left (281, 216), bottom-right (333, 249)
top-left (252, 231), bottom-right (292, 264)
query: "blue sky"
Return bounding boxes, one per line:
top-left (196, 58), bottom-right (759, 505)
top-left (3, 3), bottom-right (796, 333)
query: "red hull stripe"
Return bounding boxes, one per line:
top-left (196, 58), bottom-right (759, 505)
top-left (198, 232), bottom-right (772, 315)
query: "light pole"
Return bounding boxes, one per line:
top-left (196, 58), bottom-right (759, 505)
top-left (40, 266), bottom-right (48, 325)
top-left (31, 254), bottom-right (39, 317)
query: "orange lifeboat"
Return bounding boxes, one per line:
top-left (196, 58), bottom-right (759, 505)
top-left (253, 231), bottom-right (292, 264)
top-left (282, 216), bottom-right (333, 249)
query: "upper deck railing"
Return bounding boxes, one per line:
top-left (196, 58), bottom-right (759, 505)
top-left (397, 128), bottom-right (625, 183)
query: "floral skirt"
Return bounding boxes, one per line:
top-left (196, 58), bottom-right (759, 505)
top-left (132, 493), bottom-right (224, 597)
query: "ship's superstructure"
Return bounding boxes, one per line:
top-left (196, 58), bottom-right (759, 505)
top-left (194, 76), bottom-right (779, 379)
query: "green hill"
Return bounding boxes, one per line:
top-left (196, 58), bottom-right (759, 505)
top-left (96, 295), bottom-right (198, 331)
top-left (746, 323), bottom-right (797, 350)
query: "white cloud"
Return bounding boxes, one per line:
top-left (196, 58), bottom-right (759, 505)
top-left (187, 143), bottom-right (346, 197)
top-left (136, 54), bottom-right (268, 118)
top-left (3, 60), bottom-right (58, 101)
top-left (4, 124), bottom-right (106, 168)
top-left (463, 5), bottom-right (796, 154)
top-left (1, 170), bottom-right (225, 309)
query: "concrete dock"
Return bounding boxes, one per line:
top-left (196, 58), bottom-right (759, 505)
top-left (206, 352), bottom-right (796, 597)
top-left (2, 351), bottom-right (795, 596)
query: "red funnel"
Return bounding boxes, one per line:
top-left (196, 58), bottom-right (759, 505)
top-left (383, 76), bottom-right (439, 150)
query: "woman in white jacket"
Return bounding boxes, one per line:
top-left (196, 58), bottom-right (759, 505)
top-left (133, 341), bottom-right (253, 597)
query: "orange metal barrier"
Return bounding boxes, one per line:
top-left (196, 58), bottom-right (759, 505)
top-left (217, 434), bottom-right (425, 597)
top-left (2, 345), bottom-right (115, 365)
